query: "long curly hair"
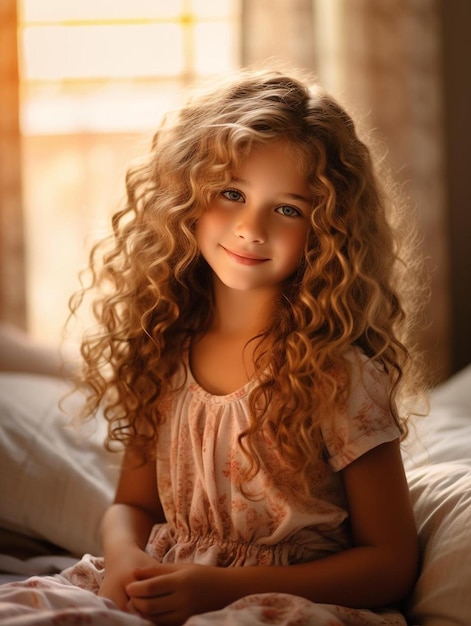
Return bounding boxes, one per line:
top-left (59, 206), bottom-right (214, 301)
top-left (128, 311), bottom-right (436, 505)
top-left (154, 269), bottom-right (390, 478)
top-left (69, 67), bottom-right (424, 491)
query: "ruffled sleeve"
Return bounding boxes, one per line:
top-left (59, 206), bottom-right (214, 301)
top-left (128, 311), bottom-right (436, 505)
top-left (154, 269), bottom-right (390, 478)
top-left (321, 352), bottom-right (401, 472)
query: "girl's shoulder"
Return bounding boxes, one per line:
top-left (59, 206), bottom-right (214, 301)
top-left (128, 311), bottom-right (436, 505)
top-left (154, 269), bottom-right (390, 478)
top-left (343, 348), bottom-right (391, 412)
top-left (321, 349), bottom-right (400, 471)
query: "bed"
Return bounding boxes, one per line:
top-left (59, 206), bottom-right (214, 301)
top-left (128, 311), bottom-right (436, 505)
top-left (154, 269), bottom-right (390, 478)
top-left (0, 365), bottom-right (470, 625)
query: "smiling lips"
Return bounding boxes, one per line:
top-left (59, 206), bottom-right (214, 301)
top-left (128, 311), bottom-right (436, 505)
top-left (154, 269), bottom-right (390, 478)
top-left (222, 246), bottom-right (269, 265)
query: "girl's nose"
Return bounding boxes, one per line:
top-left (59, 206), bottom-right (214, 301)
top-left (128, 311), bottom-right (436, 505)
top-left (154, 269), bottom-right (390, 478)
top-left (233, 208), bottom-right (267, 244)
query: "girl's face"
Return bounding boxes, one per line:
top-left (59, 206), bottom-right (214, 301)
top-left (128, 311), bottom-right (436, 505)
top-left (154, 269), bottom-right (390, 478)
top-left (195, 140), bottom-right (313, 295)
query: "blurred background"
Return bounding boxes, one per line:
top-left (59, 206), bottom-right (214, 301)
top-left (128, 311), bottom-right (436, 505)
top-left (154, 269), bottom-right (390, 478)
top-left (0, 0), bottom-right (469, 384)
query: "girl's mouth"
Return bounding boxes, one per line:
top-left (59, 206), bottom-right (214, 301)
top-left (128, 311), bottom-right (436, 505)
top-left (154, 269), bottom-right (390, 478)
top-left (222, 246), bottom-right (269, 265)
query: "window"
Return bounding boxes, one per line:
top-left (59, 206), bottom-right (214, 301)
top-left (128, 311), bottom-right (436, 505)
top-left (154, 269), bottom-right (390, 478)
top-left (18, 0), bottom-right (241, 342)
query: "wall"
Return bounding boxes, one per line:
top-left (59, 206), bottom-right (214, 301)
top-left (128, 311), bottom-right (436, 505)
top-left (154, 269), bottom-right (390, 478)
top-left (440, 0), bottom-right (471, 374)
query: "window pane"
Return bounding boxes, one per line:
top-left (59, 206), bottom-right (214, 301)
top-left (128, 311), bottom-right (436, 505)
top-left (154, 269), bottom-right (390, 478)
top-left (192, 0), bottom-right (236, 19)
top-left (21, 82), bottom-right (185, 134)
top-left (21, 0), bottom-right (185, 22)
top-left (194, 23), bottom-right (239, 75)
top-left (22, 24), bottom-right (185, 80)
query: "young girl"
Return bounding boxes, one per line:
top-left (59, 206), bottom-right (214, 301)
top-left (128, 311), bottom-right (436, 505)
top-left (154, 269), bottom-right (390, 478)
top-left (0, 68), bottom-right (421, 626)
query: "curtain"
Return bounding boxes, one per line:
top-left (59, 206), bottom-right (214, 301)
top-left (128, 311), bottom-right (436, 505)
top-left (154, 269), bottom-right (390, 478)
top-left (0, 0), bottom-right (26, 328)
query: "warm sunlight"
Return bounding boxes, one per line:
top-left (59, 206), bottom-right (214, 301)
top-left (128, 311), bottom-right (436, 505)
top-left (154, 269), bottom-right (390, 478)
top-left (17, 0), bottom-right (240, 342)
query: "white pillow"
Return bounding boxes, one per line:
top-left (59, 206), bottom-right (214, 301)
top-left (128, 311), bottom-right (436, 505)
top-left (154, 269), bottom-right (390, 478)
top-left (402, 364), bottom-right (471, 472)
top-left (405, 462), bottom-right (471, 626)
top-left (430, 363), bottom-right (471, 411)
top-left (402, 364), bottom-right (471, 625)
top-left (0, 373), bottom-right (121, 556)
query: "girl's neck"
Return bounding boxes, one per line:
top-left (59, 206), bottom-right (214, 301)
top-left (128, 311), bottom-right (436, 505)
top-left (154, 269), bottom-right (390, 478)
top-left (189, 279), bottom-right (278, 396)
top-left (210, 278), bottom-right (277, 339)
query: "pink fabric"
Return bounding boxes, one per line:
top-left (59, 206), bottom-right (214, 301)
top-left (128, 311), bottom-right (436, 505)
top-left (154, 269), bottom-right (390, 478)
top-left (0, 353), bottom-right (405, 625)
top-left (147, 351), bottom-right (400, 568)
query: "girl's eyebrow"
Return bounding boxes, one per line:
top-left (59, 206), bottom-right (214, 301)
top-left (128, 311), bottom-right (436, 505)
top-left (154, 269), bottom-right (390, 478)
top-left (285, 192), bottom-right (313, 205)
top-left (229, 175), bottom-right (248, 186)
top-left (229, 176), bottom-right (312, 205)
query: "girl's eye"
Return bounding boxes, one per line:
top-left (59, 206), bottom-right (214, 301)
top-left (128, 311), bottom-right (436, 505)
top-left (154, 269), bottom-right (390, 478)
top-left (276, 205), bottom-right (301, 217)
top-left (222, 189), bottom-right (244, 202)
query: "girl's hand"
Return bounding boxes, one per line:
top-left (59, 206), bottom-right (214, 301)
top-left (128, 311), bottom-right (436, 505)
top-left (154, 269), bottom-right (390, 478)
top-left (125, 563), bottom-right (224, 625)
top-left (98, 547), bottom-right (160, 612)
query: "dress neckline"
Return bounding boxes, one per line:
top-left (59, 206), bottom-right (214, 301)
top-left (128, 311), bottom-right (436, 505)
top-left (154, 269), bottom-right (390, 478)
top-left (185, 360), bottom-right (257, 404)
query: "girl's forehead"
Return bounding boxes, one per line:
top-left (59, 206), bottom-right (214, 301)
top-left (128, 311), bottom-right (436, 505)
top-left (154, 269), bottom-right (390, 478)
top-left (230, 138), bottom-right (310, 175)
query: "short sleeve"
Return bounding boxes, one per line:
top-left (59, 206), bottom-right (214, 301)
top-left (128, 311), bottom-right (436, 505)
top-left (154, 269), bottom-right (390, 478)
top-left (321, 352), bottom-right (401, 472)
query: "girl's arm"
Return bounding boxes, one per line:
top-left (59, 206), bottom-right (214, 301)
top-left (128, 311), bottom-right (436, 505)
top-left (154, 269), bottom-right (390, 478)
top-left (126, 439), bottom-right (418, 622)
top-left (221, 438), bottom-right (419, 607)
top-left (98, 447), bottom-right (165, 610)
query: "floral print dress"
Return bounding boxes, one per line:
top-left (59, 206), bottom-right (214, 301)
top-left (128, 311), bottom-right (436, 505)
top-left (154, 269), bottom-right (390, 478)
top-left (0, 352), bottom-right (408, 626)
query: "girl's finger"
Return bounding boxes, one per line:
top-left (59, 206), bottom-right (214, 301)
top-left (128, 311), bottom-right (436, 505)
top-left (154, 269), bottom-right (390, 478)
top-left (129, 592), bottom-right (178, 622)
top-left (126, 573), bottom-right (174, 598)
top-left (132, 566), bottom-right (164, 580)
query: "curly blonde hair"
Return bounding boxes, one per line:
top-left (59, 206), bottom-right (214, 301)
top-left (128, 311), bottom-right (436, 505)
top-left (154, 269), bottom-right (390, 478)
top-left (69, 67), bottom-right (423, 490)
